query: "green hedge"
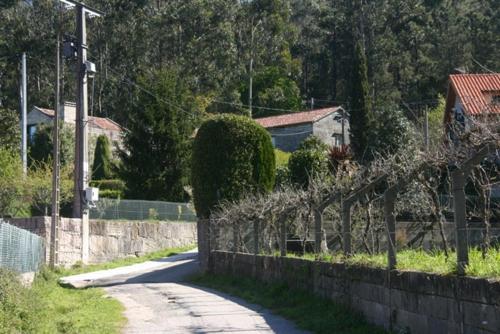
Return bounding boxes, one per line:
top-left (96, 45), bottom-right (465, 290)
top-left (90, 179), bottom-right (125, 199)
top-left (192, 114), bottom-right (275, 218)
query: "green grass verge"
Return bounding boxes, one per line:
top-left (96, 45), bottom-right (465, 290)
top-left (0, 268), bottom-right (124, 334)
top-left (190, 274), bottom-right (388, 334)
top-left (0, 245), bottom-right (195, 333)
top-left (284, 248), bottom-right (500, 279)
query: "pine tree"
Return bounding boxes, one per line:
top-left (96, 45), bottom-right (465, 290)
top-left (119, 69), bottom-right (199, 202)
top-left (92, 135), bottom-right (113, 180)
top-left (349, 42), bottom-right (374, 162)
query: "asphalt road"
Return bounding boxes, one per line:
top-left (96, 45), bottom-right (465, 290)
top-left (60, 250), bottom-right (308, 334)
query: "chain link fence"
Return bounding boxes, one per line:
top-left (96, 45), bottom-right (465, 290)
top-left (89, 199), bottom-right (197, 222)
top-left (0, 220), bottom-right (45, 273)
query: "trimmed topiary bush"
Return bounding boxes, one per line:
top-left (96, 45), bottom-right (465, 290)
top-left (192, 114), bottom-right (275, 218)
top-left (92, 135), bottom-right (114, 180)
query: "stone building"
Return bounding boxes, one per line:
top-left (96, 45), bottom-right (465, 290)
top-left (255, 107), bottom-right (349, 152)
top-left (27, 102), bottom-right (124, 151)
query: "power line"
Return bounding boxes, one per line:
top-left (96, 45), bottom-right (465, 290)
top-left (471, 57), bottom-right (497, 74)
top-left (105, 66), bottom-right (199, 119)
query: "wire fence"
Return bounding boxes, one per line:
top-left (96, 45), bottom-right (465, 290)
top-left (0, 220), bottom-right (45, 273)
top-left (89, 199), bottom-right (197, 222)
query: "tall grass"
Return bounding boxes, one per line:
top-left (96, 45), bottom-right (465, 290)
top-left (287, 248), bottom-right (500, 279)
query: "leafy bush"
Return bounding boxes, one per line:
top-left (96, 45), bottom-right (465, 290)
top-left (192, 114), bottom-right (275, 218)
top-left (0, 149), bottom-right (28, 217)
top-left (27, 161), bottom-right (73, 216)
top-left (275, 166), bottom-right (290, 188)
top-left (297, 135), bottom-right (328, 152)
top-left (288, 150), bottom-right (329, 187)
top-left (288, 136), bottom-right (329, 187)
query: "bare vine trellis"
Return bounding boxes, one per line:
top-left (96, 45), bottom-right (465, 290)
top-left (208, 114), bottom-right (500, 275)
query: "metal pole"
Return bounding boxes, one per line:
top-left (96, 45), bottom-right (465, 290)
top-left (21, 53), bottom-right (27, 175)
top-left (50, 24), bottom-right (61, 268)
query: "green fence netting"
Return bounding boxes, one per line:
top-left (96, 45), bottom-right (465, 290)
top-left (89, 199), bottom-right (197, 222)
top-left (0, 221), bottom-right (45, 273)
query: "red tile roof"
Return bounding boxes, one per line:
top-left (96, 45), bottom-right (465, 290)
top-left (35, 107), bottom-right (56, 117)
top-left (448, 73), bottom-right (500, 115)
top-left (255, 107), bottom-right (342, 128)
top-left (88, 117), bottom-right (122, 132)
top-left (33, 106), bottom-right (123, 132)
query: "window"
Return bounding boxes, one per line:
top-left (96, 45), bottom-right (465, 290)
top-left (332, 133), bottom-right (343, 146)
top-left (492, 95), bottom-right (500, 105)
top-left (28, 125), bottom-right (37, 143)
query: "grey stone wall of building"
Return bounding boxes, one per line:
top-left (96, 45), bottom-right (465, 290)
top-left (210, 251), bottom-right (500, 334)
top-left (267, 123), bottom-right (312, 152)
top-left (7, 217), bottom-right (196, 266)
top-left (312, 112), bottom-right (350, 147)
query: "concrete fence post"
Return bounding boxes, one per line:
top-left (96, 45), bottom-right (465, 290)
top-left (384, 190), bottom-right (397, 270)
top-left (197, 219), bottom-right (211, 272)
top-left (452, 169), bottom-right (468, 275)
top-left (342, 201), bottom-right (352, 256)
top-left (253, 220), bottom-right (260, 255)
top-left (279, 215), bottom-right (287, 257)
top-left (233, 222), bottom-right (240, 253)
top-left (314, 209), bottom-right (322, 254)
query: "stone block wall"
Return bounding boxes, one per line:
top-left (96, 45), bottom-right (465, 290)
top-left (7, 217), bottom-right (82, 266)
top-left (7, 217), bottom-right (196, 267)
top-left (210, 251), bottom-right (500, 334)
top-left (89, 220), bottom-right (197, 263)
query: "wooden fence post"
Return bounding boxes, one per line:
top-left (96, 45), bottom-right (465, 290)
top-left (384, 189), bottom-right (397, 270)
top-left (452, 169), bottom-right (468, 275)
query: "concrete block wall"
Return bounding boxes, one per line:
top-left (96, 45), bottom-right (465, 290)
top-left (210, 251), bottom-right (500, 334)
top-left (7, 217), bottom-right (196, 267)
